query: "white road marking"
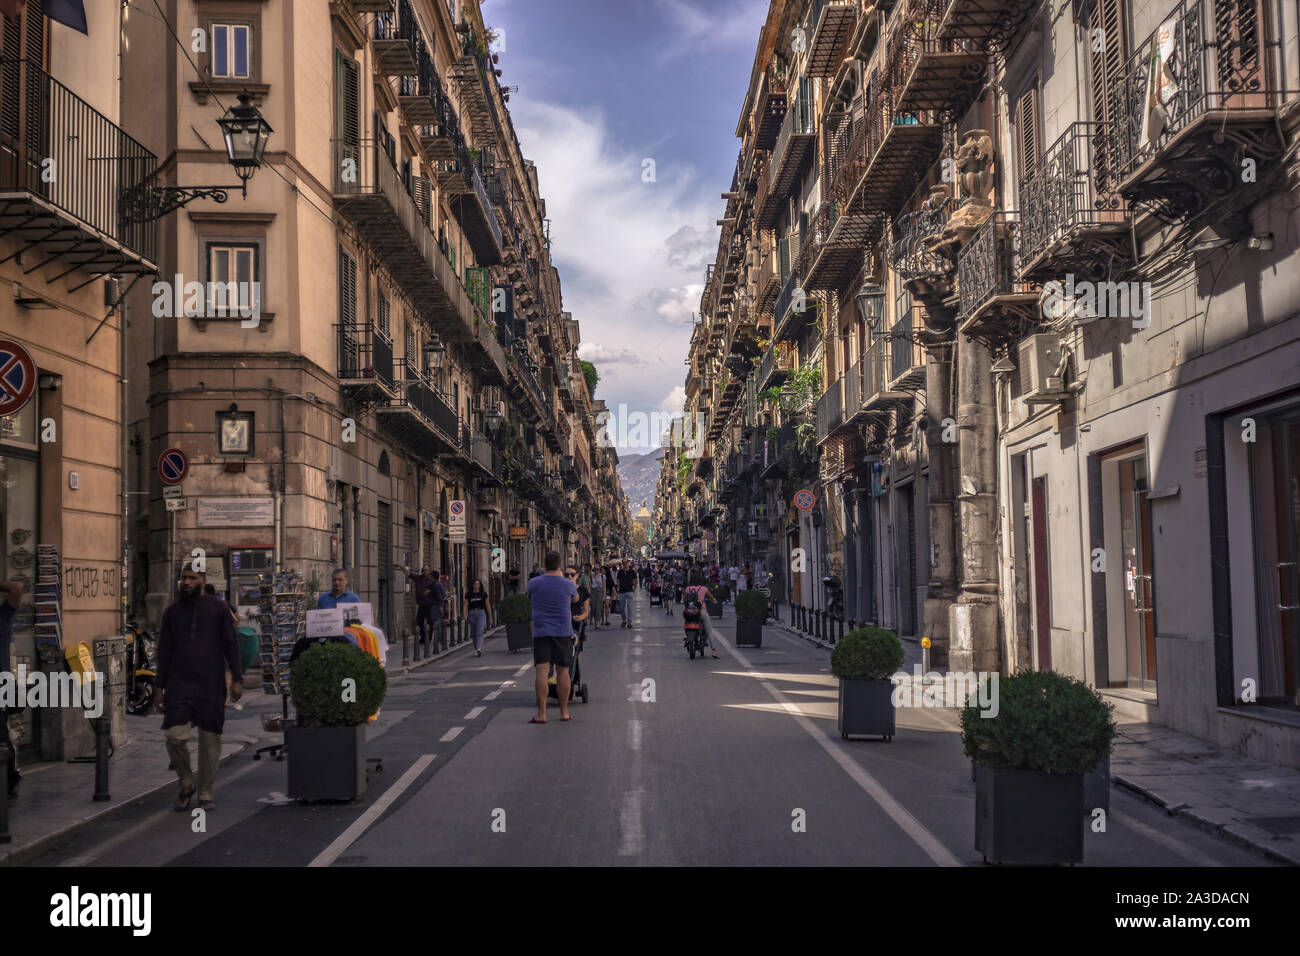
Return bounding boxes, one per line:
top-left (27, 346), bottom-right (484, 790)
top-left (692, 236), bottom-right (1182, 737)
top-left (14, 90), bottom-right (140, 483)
top-left (483, 689), bottom-right (502, 700)
top-left (627, 719), bottom-right (642, 752)
top-left (631, 646), bottom-right (643, 656)
top-left (632, 660), bottom-right (644, 674)
top-left (619, 789), bottom-right (644, 857)
top-left (718, 635), bottom-right (962, 868)
top-left (633, 634), bottom-right (642, 643)
top-left (439, 726), bottom-right (464, 742)
top-left (463, 706), bottom-right (485, 720)
top-left (309, 754), bottom-right (437, 868)
top-left (513, 664), bottom-right (532, 677)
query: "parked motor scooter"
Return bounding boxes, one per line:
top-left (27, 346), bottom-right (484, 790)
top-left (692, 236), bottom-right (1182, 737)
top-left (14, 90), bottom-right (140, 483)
top-left (124, 621), bottom-right (157, 716)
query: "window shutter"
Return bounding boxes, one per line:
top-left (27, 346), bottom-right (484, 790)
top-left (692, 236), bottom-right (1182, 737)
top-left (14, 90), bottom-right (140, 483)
top-left (335, 52), bottom-right (359, 147)
top-left (1016, 85), bottom-right (1041, 181)
top-left (1086, 0), bottom-right (1127, 127)
top-left (338, 246), bottom-right (356, 326)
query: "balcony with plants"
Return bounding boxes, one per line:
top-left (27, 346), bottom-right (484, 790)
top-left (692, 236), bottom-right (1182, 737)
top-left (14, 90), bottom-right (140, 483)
top-left (754, 57), bottom-right (790, 150)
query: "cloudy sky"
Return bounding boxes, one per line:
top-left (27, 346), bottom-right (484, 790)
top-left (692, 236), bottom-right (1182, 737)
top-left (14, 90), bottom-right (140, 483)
top-left (482, 0), bottom-right (767, 456)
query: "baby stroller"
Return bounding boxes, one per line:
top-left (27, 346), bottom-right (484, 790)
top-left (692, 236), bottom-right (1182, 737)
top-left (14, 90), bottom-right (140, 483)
top-left (547, 633), bottom-right (589, 704)
top-left (649, 577), bottom-right (663, 607)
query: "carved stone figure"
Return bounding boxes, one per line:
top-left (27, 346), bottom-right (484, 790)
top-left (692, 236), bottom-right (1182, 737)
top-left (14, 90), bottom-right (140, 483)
top-left (927, 129), bottom-right (996, 260)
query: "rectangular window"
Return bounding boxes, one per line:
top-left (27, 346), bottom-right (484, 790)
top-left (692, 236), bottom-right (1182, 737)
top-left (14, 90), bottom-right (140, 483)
top-left (211, 24), bottom-right (251, 80)
top-left (378, 294), bottom-right (391, 341)
top-left (206, 242), bottom-right (258, 316)
top-left (1015, 84), bottom-right (1041, 183)
top-left (405, 322), bottom-right (416, 374)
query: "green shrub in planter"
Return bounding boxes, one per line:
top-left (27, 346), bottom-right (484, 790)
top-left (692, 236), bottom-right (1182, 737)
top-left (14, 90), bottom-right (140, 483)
top-left (714, 583), bottom-right (731, 602)
top-left (830, 626), bottom-right (904, 681)
top-left (291, 641), bottom-right (388, 727)
top-left (959, 670), bottom-right (1115, 774)
top-left (497, 593), bottom-right (531, 626)
top-left (735, 590), bottom-right (768, 621)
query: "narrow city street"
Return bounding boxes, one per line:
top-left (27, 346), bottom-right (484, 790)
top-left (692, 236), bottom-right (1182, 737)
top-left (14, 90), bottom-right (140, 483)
top-left (24, 592), bottom-right (1272, 869)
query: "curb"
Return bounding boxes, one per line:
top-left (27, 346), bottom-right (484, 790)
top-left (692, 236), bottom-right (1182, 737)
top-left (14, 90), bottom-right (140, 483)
top-left (1111, 773), bottom-right (1300, 866)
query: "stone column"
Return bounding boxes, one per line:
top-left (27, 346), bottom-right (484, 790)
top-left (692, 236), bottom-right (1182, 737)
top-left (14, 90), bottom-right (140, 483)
top-left (922, 327), bottom-right (956, 669)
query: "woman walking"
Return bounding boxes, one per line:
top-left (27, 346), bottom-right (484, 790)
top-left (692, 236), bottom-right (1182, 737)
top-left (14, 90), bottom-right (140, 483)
top-left (463, 579), bottom-right (493, 656)
top-left (588, 563), bottom-right (604, 630)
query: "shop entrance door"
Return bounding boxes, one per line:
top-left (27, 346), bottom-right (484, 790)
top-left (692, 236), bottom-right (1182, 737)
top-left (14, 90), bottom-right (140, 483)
top-left (1252, 411), bottom-right (1300, 706)
top-left (1119, 457), bottom-right (1157, 689)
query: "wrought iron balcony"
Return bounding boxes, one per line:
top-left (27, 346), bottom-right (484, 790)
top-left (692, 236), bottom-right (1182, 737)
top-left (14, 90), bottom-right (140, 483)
top-left (816, 379), bottom-right (845, 441)
top-left (890, 191), bottom-right (956, 289)
top-left (1017, 121), bottom-right (1130, 280)
top-left (398, 45), bottom-right (442, 126)
top-left (757, 80), bottom-right (817, 226)
top-left (449, 30), bottom-right (500, 148)
top-left (805, 200), bottom-right (884, 291)
top-left (756, 244), bottom-right (781, 316)
top-left (378, 361), bottom-right (463, 456)
top-left (772, 270), bottom-right (819, 344)
top-left (805, 0), bottom-right (861, 78)
top-left (373, 0), bottom-right (420, 75)
top-left (756, 344), bottom-right (795, 390)
top-left (754, 61), bottom-right (790, 150)
top-left (835, 70), bottom-right (943, 219)
top-left (1110, 0), bottom-right (1281, 223)
top-left (336, 323), bottom-right (397, 400)
top-left (937, 0), bottom-right (1037, 52)
top-left (332, 140), bottom-right (506, 382)
top-left (0, 60), bottom-right (157, 277)
top-left (885, 0), bottom-right (983, 113)
top-left (856, 332), bottom-right (915, 415)
top-left (888, 311), bottom-right (926, 390)
top-left (453, 155), bottom-right (504, 265)
top-left (957, 211), bottom-right (1039, 339)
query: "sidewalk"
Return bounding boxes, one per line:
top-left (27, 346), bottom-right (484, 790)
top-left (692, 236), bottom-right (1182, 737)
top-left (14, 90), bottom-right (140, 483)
top-left (0, 627), bottom-right (488, 865)
top-left (769, 614), bottom-right (1300, 865)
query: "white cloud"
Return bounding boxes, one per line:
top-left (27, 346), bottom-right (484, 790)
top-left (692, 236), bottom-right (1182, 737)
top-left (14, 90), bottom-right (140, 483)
top-left (659, 385), bottom-right (686, 415)
top-left (656, 0), bottom-right (766, 64)
top-left (514, 98), bottom-right (717, 416)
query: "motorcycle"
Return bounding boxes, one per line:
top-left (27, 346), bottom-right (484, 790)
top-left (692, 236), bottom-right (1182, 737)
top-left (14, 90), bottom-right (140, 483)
top-left (682, 599), bottom-right (707, 660)
top-left (124, 621), bottom-right (157, 716)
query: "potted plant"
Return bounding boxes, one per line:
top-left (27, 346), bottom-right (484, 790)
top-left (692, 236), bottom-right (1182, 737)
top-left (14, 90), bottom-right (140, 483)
top-left (286, 641), bottom-right (387, 802)
top-left (714, 582), bottom-right (731, 603)
top-left (735, 589), bottom-right (767, 647)
top-left (705, 585), bottom-right (724, 618)
top-left (498, 593), bottom-right (532, 652)
top-left (961, 670), bottom-right (1116, 865)
top-left (831, 626), bottom-right (903, 741)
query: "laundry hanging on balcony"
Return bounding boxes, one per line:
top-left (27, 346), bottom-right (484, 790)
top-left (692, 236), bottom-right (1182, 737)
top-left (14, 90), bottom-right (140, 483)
top-left (1139, 17), bottom-right (1181, 153)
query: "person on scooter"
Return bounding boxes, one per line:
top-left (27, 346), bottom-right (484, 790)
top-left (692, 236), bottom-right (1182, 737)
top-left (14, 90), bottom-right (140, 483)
top-left (682, 573), bottom-right (719, 659)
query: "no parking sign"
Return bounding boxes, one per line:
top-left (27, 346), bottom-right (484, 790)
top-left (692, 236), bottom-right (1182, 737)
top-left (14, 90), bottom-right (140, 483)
top-left (794, 489), bottom-right (816, 512)
top-left (0, 339), bottom-right (37, 417)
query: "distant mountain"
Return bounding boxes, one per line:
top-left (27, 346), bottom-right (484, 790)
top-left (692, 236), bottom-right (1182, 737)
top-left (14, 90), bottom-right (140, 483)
top-left (618, 449), bottom-right (665, 515)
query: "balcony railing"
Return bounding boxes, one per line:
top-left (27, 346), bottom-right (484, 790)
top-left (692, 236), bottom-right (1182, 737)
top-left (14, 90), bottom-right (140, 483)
top-left (378, 361), bottom-right (462, 452)
top-left (889, 312), bottom-right (924, 384)
top-left (457, 155), bottom-right (504, 264)
top-left (1017, 121), bottom-right (1129, 277)
top-left (805, 0), bottom-right (860, 78)
top-left (760, 79), bottom-right (817, 223)
top-left (2, 59), bottom-right (157, 270)
top-left (373, 0), bottom-right (421, 75)
top-left (957, 210), bottom-right (1036, 322)
top-left (754, 60), bottom-right (790, 150)
top-left (843, 355), bottom-right (863, 415)
top-left (336, 323), bottom-right (396, 392)
top-left (1110, 0), bottom-right (1277, 188)
top-left (884, 0), bottom-right (983, 113)
top-left (890, 192), bottom-right (956, 282)
top-left (816, 379), bottom-right (845, 439)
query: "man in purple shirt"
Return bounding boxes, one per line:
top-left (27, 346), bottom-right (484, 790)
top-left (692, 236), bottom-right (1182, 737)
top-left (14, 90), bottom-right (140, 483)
top-left (526, 551), bottom-right (577, 723)
top-left (396, 562), bottom-right (445, 648)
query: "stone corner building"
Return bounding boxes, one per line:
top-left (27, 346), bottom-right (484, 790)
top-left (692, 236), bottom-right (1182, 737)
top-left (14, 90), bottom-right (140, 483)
top-left (120, 0), bottom-right (629, 637)
top-left (656, 0), bottom-right (1300, 769)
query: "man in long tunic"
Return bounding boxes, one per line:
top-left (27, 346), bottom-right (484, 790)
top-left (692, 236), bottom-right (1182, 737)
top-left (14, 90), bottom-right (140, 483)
top-left (154, 563), bottom-right (242, 811)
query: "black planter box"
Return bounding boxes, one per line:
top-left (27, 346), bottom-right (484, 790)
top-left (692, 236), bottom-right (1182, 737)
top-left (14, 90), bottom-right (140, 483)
top-left (1084, 754), bottom-right (1110, 815)
top-left (706, 601), bottom-right (723, 618)
top-left (286, 724), bottom-right (366, 802)
top-left (974, 764), bottom-right (1085, 864)
top-left (736, 618), bottom-right (763, 647)
top-left (505, 619), bottom-right (532, 651)
top-left (837, 678), bottom-right (896, 740)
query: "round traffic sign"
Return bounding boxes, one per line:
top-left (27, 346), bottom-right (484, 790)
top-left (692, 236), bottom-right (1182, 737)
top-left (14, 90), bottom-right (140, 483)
top-left (450, 500), bottom-right (465, 517)
top-left (158, 448), bottom-right (188, 484)
top-left (794, 489), bottom-right (816, 512)
top-left (0, 339), bottom-right (37, 418)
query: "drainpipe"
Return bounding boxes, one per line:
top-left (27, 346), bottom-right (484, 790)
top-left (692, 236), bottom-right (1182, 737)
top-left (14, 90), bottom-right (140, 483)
top-left (276, 390), bottom-right (286, 571)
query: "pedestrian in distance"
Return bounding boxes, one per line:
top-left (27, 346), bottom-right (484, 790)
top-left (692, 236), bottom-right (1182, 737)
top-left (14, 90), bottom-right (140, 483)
top-left (463, 578), bottom-right (492, 657)
top-left (588, 563), bottom-right (605, 631)
top-left (508, 566), bottom-right (521, 595)
top-left (526, 552), bottom-right (577, 723)
top-left (394, 563), bottom-right (445, 649)
top-left (616, 560), bottom-right (638, 628)
top-left (528, 564), bottom-right (542, 581)
top-left (155, 562), bottom-right (243, 812)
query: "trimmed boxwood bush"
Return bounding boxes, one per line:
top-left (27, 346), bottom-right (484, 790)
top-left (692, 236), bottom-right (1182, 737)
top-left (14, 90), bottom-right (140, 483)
top-left (960, 670), bottom-right (1116, 774)
top-left (735, 589), bottom-right (768, 621)
top-left (498, 593), bottom-right (531, 625)
top-left (831, 626), bottom-right (904, 681)
top-left (292, 641), bottom-right (388, 727)
top-left (714, 583), bottom-right (731, 602)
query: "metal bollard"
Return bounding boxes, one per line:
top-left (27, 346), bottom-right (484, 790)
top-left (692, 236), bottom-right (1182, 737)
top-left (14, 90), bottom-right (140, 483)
top-left (838, 616), bottom-right (845, 642)
top-left (0, 734), bottom-right (10, 843)
top-left (93, 715), bottom-right (111, 802)
top-left (402, 629), bottom-right (411, 666)
top-left (816, 610), bottom-right (824, 640)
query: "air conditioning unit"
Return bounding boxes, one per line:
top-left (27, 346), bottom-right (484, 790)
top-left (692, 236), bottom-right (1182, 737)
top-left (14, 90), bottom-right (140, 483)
top-left (1019, 333), bottom-right (1068, 403)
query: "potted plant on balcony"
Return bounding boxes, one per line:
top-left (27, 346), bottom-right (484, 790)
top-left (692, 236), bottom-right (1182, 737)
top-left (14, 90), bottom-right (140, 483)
top-left (961, 670), bottom-right (1116, 865)
top-left (286, 641), bottom-right (388, 802)
top-left (498, 592), bottom-right (532, 652)
top-left (831, 626), bottom-right (903, 741)
top-left (735, 589), bottom-right (767, 647)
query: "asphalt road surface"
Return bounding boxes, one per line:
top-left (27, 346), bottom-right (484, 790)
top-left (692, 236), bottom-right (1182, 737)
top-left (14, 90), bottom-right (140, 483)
top-left (27, 591), bottom-right (1277, 867)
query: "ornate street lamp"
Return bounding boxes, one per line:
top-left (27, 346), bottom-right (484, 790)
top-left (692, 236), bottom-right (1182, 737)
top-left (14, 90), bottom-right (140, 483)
top-left (855, 260), bottom-right (885, 324)
top-left (424, 337), bottom-right (447, 370)
top-left (143, 91), bottom-right (272, 219)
